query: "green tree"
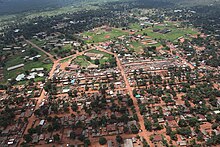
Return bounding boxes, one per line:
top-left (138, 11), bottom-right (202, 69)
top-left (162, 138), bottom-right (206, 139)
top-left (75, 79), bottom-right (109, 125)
top-left (116, 135), bottom-right (123, 143)
top-left (84, 138), bottom-right (91, 146)
top-left (94, 59), bottom-right (100, 65)
top-left (178, 119), bottom-right (187, 127)
top-left (53, 133), bottom-right (60, 142)
top-left (24, 134), bottom-right (32, 143)
top-left (99, 137), bottom-right (107, 145)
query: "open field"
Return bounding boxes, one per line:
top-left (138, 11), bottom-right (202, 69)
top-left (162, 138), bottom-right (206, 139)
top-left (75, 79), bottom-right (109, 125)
top-left (134, 22), bottom-right (198, 41)
top-left (31, 39), bottom-right (46, 47)
top-left (87, 49), bottom-right (113, 64)
top-left (83, 28), bottom-right (129, 43)
top-left (73, 56), bottom-right (90, 67)
top-left (73, 49), bottom-right (113, 68)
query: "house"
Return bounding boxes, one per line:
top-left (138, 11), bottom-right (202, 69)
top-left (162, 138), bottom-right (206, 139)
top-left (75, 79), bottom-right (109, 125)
top-left (7, 64), bottom-right (24, 71)
top-left (62, 88), bottom-right (70, 93)
top-left (7, 139), bottom-right (15, 145)
top-left (39, 120), bottom-right (45, 126)
top-left (165, 116), bottom-right (175, 121)
top-left (16, 74), bottom-right (26, 81)
top-left (32, 134), bottom-right (39, 143)
top-left (197, 114), bottom-right (207, 122)
top-left (74, 128), bottom-right (83, 136)
top-left (107, 140), bottom-right (113, 147)
top-left (31, 68), bottom-right (44, 72)
top-left (152, 135), bottom-right (162, 143)
top-left (124, 139), bottom-right (133, 147)
top-left (177, 141), bottom-right (187, 146)
top-left (106, 124), bottom-right (117, 133)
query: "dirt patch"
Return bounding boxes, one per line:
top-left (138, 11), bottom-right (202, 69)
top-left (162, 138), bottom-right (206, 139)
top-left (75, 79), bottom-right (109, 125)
top-left (105, 35), bottom-right (110, 39)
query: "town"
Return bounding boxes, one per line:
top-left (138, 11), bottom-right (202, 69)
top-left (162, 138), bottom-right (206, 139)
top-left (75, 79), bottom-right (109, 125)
top-left (0, 1), bottom-right (220, 147)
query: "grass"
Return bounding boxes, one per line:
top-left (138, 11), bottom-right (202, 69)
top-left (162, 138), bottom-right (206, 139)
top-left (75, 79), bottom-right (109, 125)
top-left (129, 41), bottom-right (145, 53)
top-left (135, 22), bottom-right (198, 42)
top-left (74, 56), bottom-right (90, 67)
top-left (83, 28), bottom-right (129, 43)
top-left (73, 49), bottom-right (113, 67)
top-left (51, 44), bottom-right (73, 56)
top-left (86, 49), bottom-right (113, 64)
top-left (129, 23), bottom-right (142, 30)
top-left (31, 39), bottom-right (46, 47)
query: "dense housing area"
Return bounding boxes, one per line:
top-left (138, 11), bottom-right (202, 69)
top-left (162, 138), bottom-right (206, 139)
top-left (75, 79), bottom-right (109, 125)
top-left (0, 0), bottom-right (220, 147)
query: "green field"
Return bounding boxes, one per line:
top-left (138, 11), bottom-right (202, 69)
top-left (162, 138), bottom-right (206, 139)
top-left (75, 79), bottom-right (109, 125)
top-left (31, 39), bottom-right (46, 47)
top-left (83, 28), bottom-right (129, 43)
top-left (74, 56), bottom-right (90, 67)
top-left (129, 41), bottom-right (145, 53)
top-left (73, 49), bottom-right (113, 68)
top-left (134, 23), bottom-right (198, 41)
top-left (87, 49), bottom-right (113, 64)
top-left (51, 44), bottom-right (73, 57)
top-left (2, 47), bottom-right (53, 83)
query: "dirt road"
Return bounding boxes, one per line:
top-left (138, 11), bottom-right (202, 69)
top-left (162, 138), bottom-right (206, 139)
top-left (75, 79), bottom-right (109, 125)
top-left (96, 45), bottom-right (153, 145)
top-left (25, 39), bottom-right (55, 62)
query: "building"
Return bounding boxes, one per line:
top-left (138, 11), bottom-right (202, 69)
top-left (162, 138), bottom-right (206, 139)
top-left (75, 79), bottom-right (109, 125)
top-left (124, 139), bottom-right (133, 147)
top-left (16, 74), bottom-right (25, 81)
top-left (7, 64), bottom-right (24, 71)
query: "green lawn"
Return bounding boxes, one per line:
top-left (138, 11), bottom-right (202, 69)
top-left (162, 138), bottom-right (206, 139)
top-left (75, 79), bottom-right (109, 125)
top-left (83, 28), bottom-right (129, 43)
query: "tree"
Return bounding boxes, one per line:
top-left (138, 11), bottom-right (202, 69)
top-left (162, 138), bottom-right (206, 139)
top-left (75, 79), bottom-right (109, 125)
top-left (177, 127), bottom-right (191, 137)
top-left (131, 124), bottom-right (139, 134)
top-left (84, 138), bottom-right (91, 147)
top-left (123, 126), bottom-right (129, 133)
top-left (99, 137), bottom-right (107, 145)
top-left (178, 119), bottom-right (187, 127)
top-left (144, 119), bottom-right (152, 131)
top-left (212, 123), bottom-right (219, 130)
top-left (188, 117), bottom-right (198, 127)
top-left (71, 102), bottom-right (78, 111)
top-left (127, 98), bottom-right (134, 106)
top-left (197, 132), bottom-right (204, 141)
top-left (116, 135), bottom-right (123, 144)
top-left (70, 131), bottom-right (76, 140)
top-left (53, 134), bottom-right (60, 142)
top-left (143, 138), bottom-right (150, 147)
top-left (94, 59), bottom-right (100, 65)
top-left (24, 134), bottom-right (32, 143)
top-left (166, 125), bottom-right (172, 135)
